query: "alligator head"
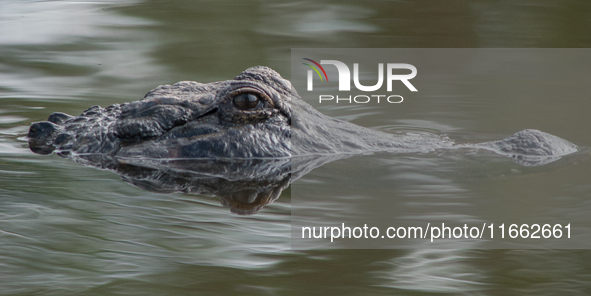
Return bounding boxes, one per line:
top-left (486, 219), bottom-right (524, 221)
top-left (29, 66), bottom-right (296, 158)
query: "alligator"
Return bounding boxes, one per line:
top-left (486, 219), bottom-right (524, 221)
top-left (27, 66), bottom-right (581, 214)
top-left (28, 66), bottom-right (578, 166)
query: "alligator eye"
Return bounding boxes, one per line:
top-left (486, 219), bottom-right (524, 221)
top-left (233, 93), bottom-right (261, 110)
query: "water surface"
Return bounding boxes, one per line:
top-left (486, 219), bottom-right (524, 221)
top-left (1, 0), bottom-right (591, 295)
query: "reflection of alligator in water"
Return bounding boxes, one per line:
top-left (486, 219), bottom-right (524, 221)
top-left (66, 153), bottom-right (344, 215)
top-left (28, 66), bottom-right (579, 213)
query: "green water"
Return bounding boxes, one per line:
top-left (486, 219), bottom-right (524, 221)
top-left (1, 1), bottom-right (591, 295)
